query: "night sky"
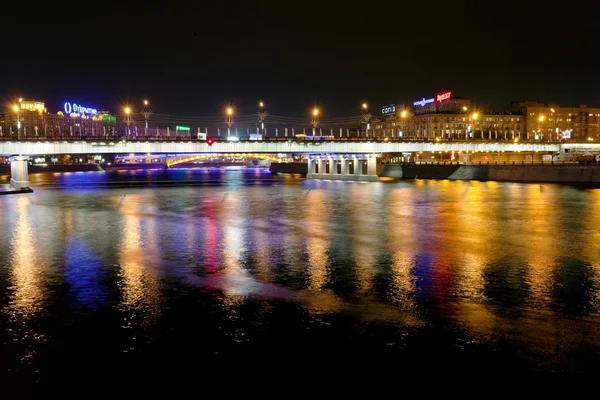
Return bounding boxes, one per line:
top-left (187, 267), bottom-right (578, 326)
top-left (1, 1), bottom-right (599, 118)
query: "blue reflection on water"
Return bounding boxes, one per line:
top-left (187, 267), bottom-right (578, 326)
top-left (64, 237), bottom-right (107, 308)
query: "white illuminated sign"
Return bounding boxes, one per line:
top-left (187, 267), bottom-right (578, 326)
top-left (562, 129), bottom-right (572, 139)
top-left (414, 98), bottom-right (435, 107)
top-left (381, 104), bottom-right (396, 115)
top-left (64, 102), bottom-right (97, 115)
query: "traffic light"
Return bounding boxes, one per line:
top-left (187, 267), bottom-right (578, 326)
top-left (206, 137), bottom-right (215, 146)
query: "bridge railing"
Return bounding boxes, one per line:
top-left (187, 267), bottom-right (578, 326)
top-left (0, 135), bottom-right (568, 144)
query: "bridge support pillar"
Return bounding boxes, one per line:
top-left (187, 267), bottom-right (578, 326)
top-left (307, 159), bottom-right (317, 175)
top-left (353, 158), bottom-right (361, 177)
top-left (341, 158), bottom-right (349, 175)
top-left (366, 156), bottom-right (377, 177)
top-left (159, 155), bottom-right (168, 168)
top-left (10, 156), bottom-right (30, 189)
top-left (318, 159), bottom-right (327, 175)
top-left (329, 158), bottom-right (337, 175)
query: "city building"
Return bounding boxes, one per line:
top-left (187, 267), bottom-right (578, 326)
top-left (1, 99), bottom-right (107, 138)
top-left (508, 101), bottom-right (600, 141)
top-left (372, 91), bottom-right (524, 140)
top-left (405, 111), bottom-right (524, 140)
top-left (19, 99), bottom-right (46, 112)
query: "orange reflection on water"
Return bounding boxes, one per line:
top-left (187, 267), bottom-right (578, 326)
top-left (521, 184), bottom-right (558, 308)
top-left (221, 192), bottom-right (245, 273)
top-left (8, 196), bottom-right (44, 320)
top-left (304, 188), bottom-right (331, 291)
top-left (583, 189), bottom-right (600, 306)
top-left (118, 195), bottom-right (161, 324)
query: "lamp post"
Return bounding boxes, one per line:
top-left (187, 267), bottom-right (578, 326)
top-left (226, 107), bottom-right (234, 137)
top-left (311, 108), bottom-right (319, 137)
top-left (13, 104), bottom-right (21, 139)
top-left (469, 112), bottom-right (479, 139)
top-left (538, 114), bottom-right (545, 141)
top-left (400, 109), bottom-right (408, 139)
top-left (124, 107), bottom-right (132, 139)
top-left (361, 103), bottom-right (371, 138)
top-left (257, 101), bottom-right (267, 138)
top-left (141, 99), bottom-right (152, 134)
top-left (462, 106), bottom-right (468, 139)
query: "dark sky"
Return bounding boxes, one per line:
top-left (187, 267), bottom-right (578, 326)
top-left (1, 0), bottom-right (599, 118)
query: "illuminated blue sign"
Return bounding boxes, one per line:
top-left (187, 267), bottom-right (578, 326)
top-left (64, 102), bottom-right (97, 115)
top-left (413, 97), bottom-right (435, 107)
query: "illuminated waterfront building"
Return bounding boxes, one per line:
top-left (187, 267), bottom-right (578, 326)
top-left (508, 101), bottom-right (600, 141)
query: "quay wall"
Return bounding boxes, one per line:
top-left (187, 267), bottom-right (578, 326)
top-left (380, 164), bottom-right (600, 183)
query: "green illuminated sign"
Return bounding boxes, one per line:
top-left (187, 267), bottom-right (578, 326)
top-left (176, 125), bottom-right (190, 131)
top-left (102, 115), bottom-right (116, 126)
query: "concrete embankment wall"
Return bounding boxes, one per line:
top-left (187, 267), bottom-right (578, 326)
top-left (380, 164), bottom-right (600, 183)
top-left (270, 162), bottom-right (308, 175)
top-left (0, 164), bottom-right (103, 175)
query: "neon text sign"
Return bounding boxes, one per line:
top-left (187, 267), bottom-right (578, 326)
top-left (381, 104), bottom-right (396, 115)
top-left (413, 98), bottom-right (435, 107)
top-left (64, 102), bottom-right (97, 115)
top-left (436, 91), bottom-right (451, 103)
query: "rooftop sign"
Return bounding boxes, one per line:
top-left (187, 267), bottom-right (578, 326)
top-left (64, 102), bottom-right (97, 115)
top-left (414, 98), bottom-right (435, 107)
top-left (436, 91), bottom-right (452, 103)
top-left (382, 104), bottom-right (396, 115)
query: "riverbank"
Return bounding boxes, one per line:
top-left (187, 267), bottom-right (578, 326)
top-left (0, 164), bottom-right (103, 175)
top-left (380, 163), bottom-right (600, 183)
top-left (0, 183), bottom-right (33, 195)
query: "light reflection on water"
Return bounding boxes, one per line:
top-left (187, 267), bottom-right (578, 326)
top-left (2, 169), bottom-right (600, 382)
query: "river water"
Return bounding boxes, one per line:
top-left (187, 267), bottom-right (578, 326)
top-left (1, 168), bottom-right (600, 389)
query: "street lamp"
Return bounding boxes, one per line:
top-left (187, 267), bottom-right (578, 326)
top-left (141, 99), bottom-right (152, 132)
top-left (124, 107), bottom-right (132, 139)
top-left (538, 114), bottom-right (545, 141)
top-left (361, 103), bottom-right (371, 138)
top-left (311, 108), bottom-right (320, 137)
top-left (257, 101), bottom-right (267, 138)
top-left (469, 112), bottom-right (478, 139)
top-left (549, 108), bottom-right (557, 141)
top-left (226, 107), bottom-right (234, 137)
top-left (399, 109), bottom-right (408, 138)
top-left (13, 104), bottom-right (21, 139)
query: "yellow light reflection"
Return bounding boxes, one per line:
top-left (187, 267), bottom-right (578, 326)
top-left (8, 196), bottom-right (43, 319)
top-left (118, 195), bottom-right (161, 324)
top-left (302, 186), bottom-right (331, 294)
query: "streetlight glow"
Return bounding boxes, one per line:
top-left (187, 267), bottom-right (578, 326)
top-left (13, 105), bottom-right (19, 112)
top-left (227, 107), bottom-right (233, 116)
top-left (400, 110), bottom-right (408, 118)
top-left (362, 103), bottom-right (368, 110)
top-left (462, 106), bottom-right (468, 111)
top-left (313, 108), bottom-right (319, 117)
top-left (259, 101), bottom-right (264, 108)
top-left (144, 100), bottom-right (149, 106)
top-left (472, 113), bottom-right (478, 120)
top-left (125, 107), bottom-right (131, 114)
top-left (539, 115), bottom-right (545, 122)
top-left (18, 98), bottom-right (22, 103)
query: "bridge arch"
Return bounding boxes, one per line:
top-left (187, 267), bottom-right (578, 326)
top-left (166, 153), bottom-right (282, 167)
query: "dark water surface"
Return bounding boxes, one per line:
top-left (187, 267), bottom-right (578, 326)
top-left (2, 168), bottom-right (600, 390)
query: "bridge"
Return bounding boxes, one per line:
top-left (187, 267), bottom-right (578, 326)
top-left (3, 138), bottom-right (599, 189)
top-left (0, 138), bottom-right (563, 155)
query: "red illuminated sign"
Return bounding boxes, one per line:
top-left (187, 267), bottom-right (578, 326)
top-left (436, 92), bottom-right (452, 103)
